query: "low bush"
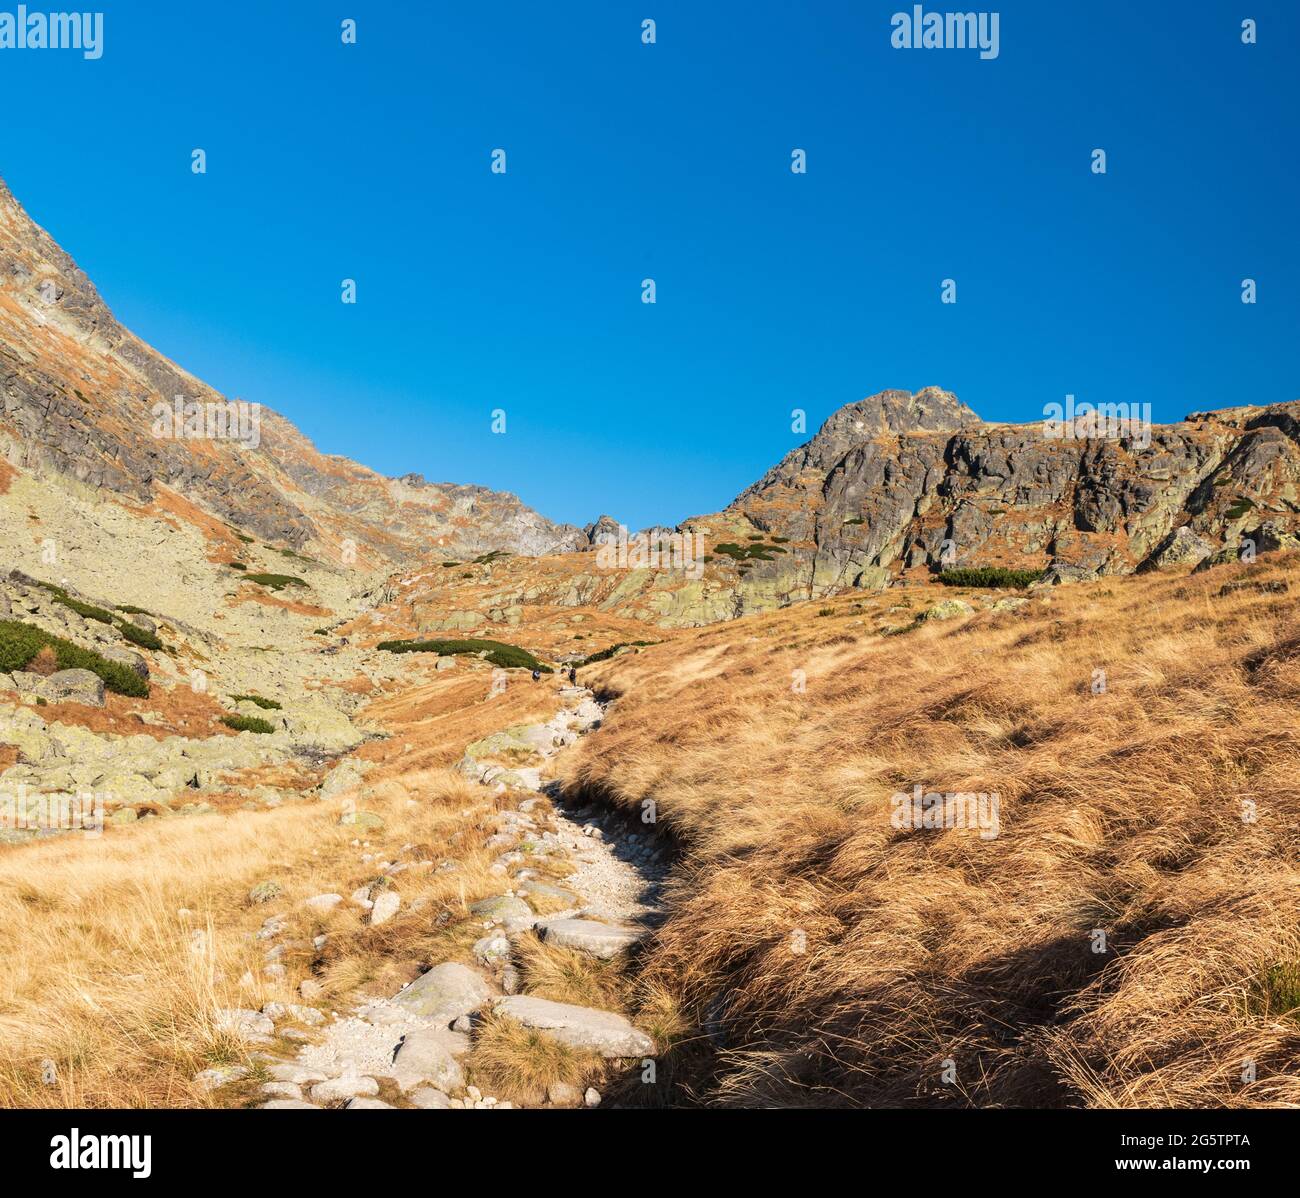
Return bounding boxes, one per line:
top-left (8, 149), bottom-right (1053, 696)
top-left (229, 693), bottom-right (282, 710)
top-left (0, 619), bottom-right (148, 696)
top-left (377, 637), bottom-right (549, 671)
top-left (221, 714), bottom-right (276, 734)
top-left (937, 567), bottom-right (1043, 589)
top-left (244, 573), bottom-right (307, 591)
top-left (116, 621), bottom-right (164, 651)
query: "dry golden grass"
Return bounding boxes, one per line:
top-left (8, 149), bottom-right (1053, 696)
top-left (0, 765), bottom-right (517, 1108)
top-left (466, 1011), bottom-right (605, 1106)
top-left (563, 556), bottom-right (1300, 1108)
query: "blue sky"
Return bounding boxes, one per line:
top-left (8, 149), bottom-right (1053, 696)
top-left (1, 1), bottom-right (1296, 531)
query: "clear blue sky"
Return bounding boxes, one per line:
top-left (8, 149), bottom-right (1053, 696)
top-left (1, 1), bottom-right (1296, 531)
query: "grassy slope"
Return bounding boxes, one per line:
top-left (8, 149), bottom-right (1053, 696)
top-left (562, 557), bottom-right (1300, 1108)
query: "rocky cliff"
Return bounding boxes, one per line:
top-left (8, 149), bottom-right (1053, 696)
top-left (729, 386), bottom-right (1300, 589)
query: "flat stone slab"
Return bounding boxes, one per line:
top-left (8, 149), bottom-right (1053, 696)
top-left (539, 918), bottom-right (644, 959)
top-left (492, 995), bottom-right (654, 1058)
top-left (392, 961), bottom-right (499, 1023)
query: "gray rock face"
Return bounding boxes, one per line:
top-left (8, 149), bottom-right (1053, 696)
top-left (491, 995), bottom-right (654, 1058)
top-left (539, 918), bottom-right (645, 960)
top-left (728, 388), bottom-right (1300, 593)
top-left (391, 961), bottom-right (498, 1022)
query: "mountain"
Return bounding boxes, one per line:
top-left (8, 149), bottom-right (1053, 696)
top-left (0, 176), bottom-right (584, 565)
top-left (728, 385), bottom-right (1300, 589)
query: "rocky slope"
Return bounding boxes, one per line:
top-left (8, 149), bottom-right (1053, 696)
top-left (0, 175), bottom-right (584, 566)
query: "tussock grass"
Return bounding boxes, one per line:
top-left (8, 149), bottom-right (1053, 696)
top-left (466, 1011), bottom-right (604, 1106)
top-left (0, 769), bottom-right (501, 1108)
top-left (562, 555), bottom-right (1300, 1108)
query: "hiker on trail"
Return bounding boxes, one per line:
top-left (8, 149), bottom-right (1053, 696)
top-left (568, 666), bottom-right (577, 685)
top-left (531, 668), bottom-right (540, 682)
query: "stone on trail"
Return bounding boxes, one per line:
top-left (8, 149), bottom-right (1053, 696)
top-left (261, 1099), bottom-right (320, 1110)
top-left (469, 894), bottom-right (534, 930)
top-left (391, 961), bottom-right (499, 1022)
top-left (473, 934), bottom-right (512, 968)
top-left (392, 1028), bottom-right (466, 1094)
top-left (492, 995), bottom-right (654, 1058)
top-left (516, 878), bottom-right (579, 906)
top-left (408, 1086), bottom-right (453, 1109)
top-left (193, 1064), bottom-right (248, 1091)
top-left (345, 1096), bottom-right (395, 1109)
top-left (302, 892), bottom-right (343, 914)
top-left (262, 1001), bottom-right (325, 1026)
top-left (539, 918), bottom-right (644, 960)
top-left (311, 1075), bottom-right (379, 1103)
top-left (260, 1081), bottom-right (303, 1100)
top-left (546, 1080), bottom-right (582, 1107)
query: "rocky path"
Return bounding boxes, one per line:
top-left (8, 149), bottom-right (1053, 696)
top-left (242, 683), bottom-right (666, 1110)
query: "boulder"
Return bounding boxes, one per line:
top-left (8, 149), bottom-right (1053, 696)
top-left (539, 918), bottom-right (645, 960)
top-left (99, 645), bottom-right (149, 679)
top-left (491, 995), bottom-right (654, 1058)
top-left (370, 890), bottom-right (401, 926)
top-left (392, 961), bottom-right (499, 1022)
top-left (920, 599), bottom-right (975, 622)
top-left (392, 1028), bottom-right (465, 1093)
top-left (408, 1086), bottom-right (453, 1109)
top-left (40, 669), bottom-right (106, 707)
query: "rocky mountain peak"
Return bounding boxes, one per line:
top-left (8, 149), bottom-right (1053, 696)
top-left (738, 387), bottom-right (981, 498)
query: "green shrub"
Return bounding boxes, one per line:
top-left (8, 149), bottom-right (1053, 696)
top-left (228, 561), bottom-right (247, 570)
top-left (937, 567), bottom-right (1043, 589)
top-left (221, 714), bottom-right (276, 734)
top-left (377, 637), bottom-right (550, 671)
top-left (576, 640), bottom-right (658, 667)
top-left (236, 533), bottom-right (254, 543)
top-left (441, 561), bottom-right (461, 568)
top-left (0, 619), bottom-right (148, 696)
top-left (116, 620), bottom-right (163, 651)
top-left (1225, 497), bottom-right (1256, 521)
top-left (843, 517), bottom-right (865, 526)
top-left (115, 604), bottom-right (151, 616)
top-left (33, 580), bottom-right (114, 624)
top-left (472, 550), bottom-right (510, 565)
top-left (229, 693), bottom-right (282, 710)
top-left (244, 573), bottom-right (307, 591)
